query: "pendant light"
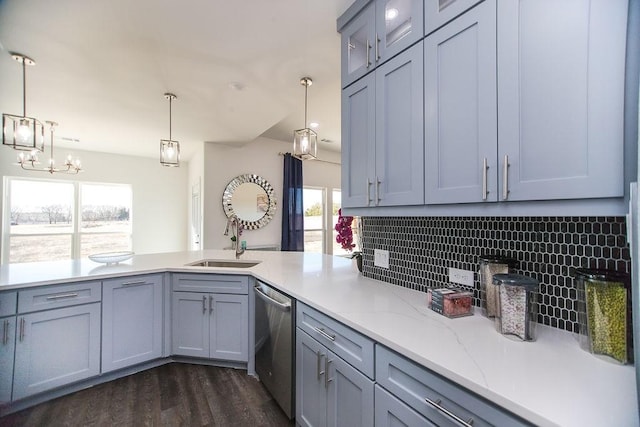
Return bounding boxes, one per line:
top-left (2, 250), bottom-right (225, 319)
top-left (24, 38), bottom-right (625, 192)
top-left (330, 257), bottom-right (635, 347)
top-left (293, 77), bottom-right (318, 160)
top-left (2, 52), bottom-right (45, 152)
top-left (17, 121), bottom-right (82, 174)
top-left (160, 93), bottom-right (180, 167)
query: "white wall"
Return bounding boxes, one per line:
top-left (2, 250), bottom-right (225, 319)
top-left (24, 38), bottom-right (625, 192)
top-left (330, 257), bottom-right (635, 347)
top-left (0, 147), bottom-right (189, 256)
top-left (199, 137), bottom-right (341, 250)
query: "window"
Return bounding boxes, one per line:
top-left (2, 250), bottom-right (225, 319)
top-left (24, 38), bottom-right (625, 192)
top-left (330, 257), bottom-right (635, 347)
top-left (3, 177), bottom-right (132, 264)
top-left (303, 187), bottom-right (325, 253)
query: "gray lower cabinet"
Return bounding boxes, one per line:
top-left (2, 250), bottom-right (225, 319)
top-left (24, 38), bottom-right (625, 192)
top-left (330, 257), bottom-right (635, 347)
top-left (376, 345), bottom-right (531, 426)
top-left (375, 385), bottom-right (435, 427)
top-left (13, 302), bottom-right (101, 400)
top-left (0, 316), bottom-right (16, 405)
top-left (296, 329), bottom-right (374, 427)
top-left (101, 274), bottom-right (164, 373)
top-left (172, 291), bottom-right (248, 362)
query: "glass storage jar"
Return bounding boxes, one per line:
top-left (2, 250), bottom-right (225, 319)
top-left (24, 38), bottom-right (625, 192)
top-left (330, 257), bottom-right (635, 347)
top-left (493, 273), bottom-right (539, 341)
top-left (574, 268), bottom-right (632, 364)
top-left (479, 255), bottom-right (518, 318)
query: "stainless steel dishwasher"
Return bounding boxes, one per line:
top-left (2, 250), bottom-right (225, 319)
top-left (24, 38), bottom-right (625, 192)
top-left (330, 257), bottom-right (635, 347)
top-left (254, 281), bottom-right (295, 419)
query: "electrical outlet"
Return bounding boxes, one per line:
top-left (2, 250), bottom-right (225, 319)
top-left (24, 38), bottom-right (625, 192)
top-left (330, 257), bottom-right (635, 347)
top-left (449, 267), bottom-right (474, 286)
top-left (374, 249), bottom-right (390, 268)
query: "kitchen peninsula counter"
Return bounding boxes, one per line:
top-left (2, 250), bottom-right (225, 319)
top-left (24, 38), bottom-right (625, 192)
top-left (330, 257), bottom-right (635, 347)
top-left (0, 250), bottom-right (637, 426)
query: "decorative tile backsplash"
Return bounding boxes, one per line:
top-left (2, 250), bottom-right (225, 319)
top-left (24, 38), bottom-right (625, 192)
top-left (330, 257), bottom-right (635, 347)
top-left (360, 216), bottom-right (630, 333)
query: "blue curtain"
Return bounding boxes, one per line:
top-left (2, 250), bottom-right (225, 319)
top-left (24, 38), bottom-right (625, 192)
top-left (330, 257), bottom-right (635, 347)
top-left (281, 153), bottom-right (304, 251)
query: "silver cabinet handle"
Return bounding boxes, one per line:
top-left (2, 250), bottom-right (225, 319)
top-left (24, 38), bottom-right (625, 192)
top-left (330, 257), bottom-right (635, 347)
top-left (19, 318), bottom-right (25, 342)
top-left (482, 157), bottom-right (489, 201)
top-left (502, 154), bottom-right (510, 200)
top-left (366, 179), bottom-right (372, 206)
top-left (425, 397), bottom-right (474, 427)
top-left (121, 279), bottom-right (147, 286)
top-left (375, 177), bottom-right (381, 205)
top-left (366, 39), bottom-right (372, 68)
top-left (375, 33), bottom-right (380, 61)
top-left (316, 350), bottom-right (325, 381)
top-left (202, 295), bottom-right (206, 314)
top-left (209, 295), bottom-right (213, 315)
top-left (324, 357), bottom-right (333, 389)
top-left (313, 326), bottom-right (336, 342)
top-left (2, 319), bottom-right (8, 345)
top-left (46, 292), bottom-right (78, 300)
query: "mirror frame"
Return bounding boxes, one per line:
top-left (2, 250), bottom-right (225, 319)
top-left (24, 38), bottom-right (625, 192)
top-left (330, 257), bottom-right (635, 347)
top-left (222, 174), bottom-right (277, 230)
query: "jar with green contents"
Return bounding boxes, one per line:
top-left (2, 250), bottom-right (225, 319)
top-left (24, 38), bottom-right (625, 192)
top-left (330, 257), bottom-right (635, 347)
top-left (479, 255), bottom-right (518, 318)
top-left (574, 269), bottom-right (632, 364)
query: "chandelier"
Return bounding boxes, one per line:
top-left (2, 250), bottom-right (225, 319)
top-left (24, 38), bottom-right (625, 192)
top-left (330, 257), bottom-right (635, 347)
top-left (17, 121), bottom-right (82, 174)
top-left (160, 93), bottom-right (180, 167)
top-left (2, 52), bottom-right (45, 152)
top-left (293, 77), bottom-right (318, 160)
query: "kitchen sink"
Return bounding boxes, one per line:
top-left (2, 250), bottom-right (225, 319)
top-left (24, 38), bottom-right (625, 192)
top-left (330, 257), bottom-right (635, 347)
top-left (186, 259), bottom-right (261, 268)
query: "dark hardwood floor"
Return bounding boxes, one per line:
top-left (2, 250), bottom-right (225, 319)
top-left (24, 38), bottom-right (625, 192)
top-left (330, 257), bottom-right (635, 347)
top-left (0, 363), bottom-right (294, 427)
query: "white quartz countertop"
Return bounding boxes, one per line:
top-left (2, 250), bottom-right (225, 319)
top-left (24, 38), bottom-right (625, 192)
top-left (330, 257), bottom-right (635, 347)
top-left (0, 250), bottom-right (637, 426)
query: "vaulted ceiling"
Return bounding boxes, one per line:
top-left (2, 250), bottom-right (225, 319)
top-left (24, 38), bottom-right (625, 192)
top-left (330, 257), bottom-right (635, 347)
top-left (0, 0), bottom-right (353, 161)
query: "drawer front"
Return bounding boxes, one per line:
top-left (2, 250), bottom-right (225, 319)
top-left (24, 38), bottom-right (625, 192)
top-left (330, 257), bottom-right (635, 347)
top-left (297, 303), bottom-right (374, 379)
top-left (376, 345), bottom-right (531, 427)
top-left (375, 385), bottom-right (435, 427)
top-left (172, 273), bottom-right (248, 294)
top-left (0, 291), bottom-right (17, 317)
top-left (18, 281), bottom-right (101, 313)
top-left (102, 273), bottom-right (163, 289)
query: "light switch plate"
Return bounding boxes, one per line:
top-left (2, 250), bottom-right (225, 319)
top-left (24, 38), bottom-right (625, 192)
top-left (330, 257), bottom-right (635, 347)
top-left (374, 249), bottom-right (390, 268)
top-left (449, 267), bottom-right (474, 286)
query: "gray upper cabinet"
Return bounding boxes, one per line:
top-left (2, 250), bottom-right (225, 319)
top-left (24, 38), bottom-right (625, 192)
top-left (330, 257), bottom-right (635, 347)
top-left (425, 0), bottom-right (496, 204)
top-left (342, 74), bottom-right (376, 208)
top-left (342, 42), bottom-right (424, 208)
top-left (424, 0), bottom-right (484, 35)
top-left (341, 0), bottom-right (423, 88)
top-left (101, 274), bottom-right (164, 373)
top-left (497, 0), bottom-right (627, 202)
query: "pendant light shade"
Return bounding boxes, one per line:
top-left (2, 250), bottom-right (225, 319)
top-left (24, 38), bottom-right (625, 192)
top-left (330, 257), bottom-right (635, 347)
top-left (2, 53), bottom-right (45, 152)
top-left (293, 77), bottom-right (318, 160)
top-left (160, 93), bottom-right (180, 167)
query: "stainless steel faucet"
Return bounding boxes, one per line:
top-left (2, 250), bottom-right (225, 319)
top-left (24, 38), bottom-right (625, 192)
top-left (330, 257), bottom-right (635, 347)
top-left (224, 215), bottom-right (245, 259)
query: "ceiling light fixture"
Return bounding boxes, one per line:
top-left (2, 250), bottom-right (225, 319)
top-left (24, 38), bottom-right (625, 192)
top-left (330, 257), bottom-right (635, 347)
top-left (160, 93), bottom-right (180, 167)
top-left (17, 121), bottom-right (82, 174)
top-left (293, 77), bottom-right (318, 160)
top-left (2, 52), bottom-right (45, 152)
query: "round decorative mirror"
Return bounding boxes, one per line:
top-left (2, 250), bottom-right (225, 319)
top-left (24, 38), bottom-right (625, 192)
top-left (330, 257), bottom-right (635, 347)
top-left (222, 174), bottom-right (277, 230)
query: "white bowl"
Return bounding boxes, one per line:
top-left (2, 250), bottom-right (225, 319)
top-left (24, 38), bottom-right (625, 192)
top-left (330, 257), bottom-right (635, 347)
top-left (88, 251), bottom-right (134, 264)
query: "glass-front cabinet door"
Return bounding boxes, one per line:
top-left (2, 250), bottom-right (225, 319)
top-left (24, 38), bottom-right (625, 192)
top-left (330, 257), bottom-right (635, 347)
top-left (376, 0), bottom-right (423, 63)
top-left (425, 0), bottom-right (483, 35)
top-left (341, 4), bottom-right (376, 88)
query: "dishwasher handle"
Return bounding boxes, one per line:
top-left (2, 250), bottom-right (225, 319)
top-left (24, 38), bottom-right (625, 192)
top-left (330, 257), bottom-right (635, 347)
top-left (254, 285), bottom-right (291, 312)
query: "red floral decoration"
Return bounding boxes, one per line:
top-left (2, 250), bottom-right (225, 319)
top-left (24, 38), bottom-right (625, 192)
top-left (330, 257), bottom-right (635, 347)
top-left (335, 209), bottom-right (355, 252)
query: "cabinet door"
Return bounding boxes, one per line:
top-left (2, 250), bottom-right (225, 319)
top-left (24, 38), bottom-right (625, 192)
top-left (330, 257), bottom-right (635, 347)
top-left (209, 294), bottom-right (248, 362)
top-left (0, 316), bottom-right (16, 404)
top-left (375, 0), bottom-right (424, 64)
top-left (425, 0), bottom-right (497, 204)
top-left (342, 73), bottom-right (376, 208)
top-left (326, 349), bottom-right (374, 427)
top-left (425, 0), bottom-right (484, 35)
top-left (341, 3), bottom-right (376, 88)
top-left (172, 292), bottom-right (209, 358)
top-left (497, 0), bottom-right (627, 201)
top-left (13, 303), bottom-right (101, 400)
top-left (296, 329), bottom-right (328, 427)
top-left (102, 275), bottom-right (163, 373)
top-left (375, 42), bottom-right (424, 206)
top-left (375, 385), bottom-right (435, 427)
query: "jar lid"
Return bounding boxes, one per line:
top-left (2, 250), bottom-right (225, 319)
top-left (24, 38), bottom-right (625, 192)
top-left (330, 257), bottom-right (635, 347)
top-left (479, 254), bottom-right (519, 268)
top-left (573, 268), bottom-right (629, 283)
top-left (492, 273), bottom-right (539, 290)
